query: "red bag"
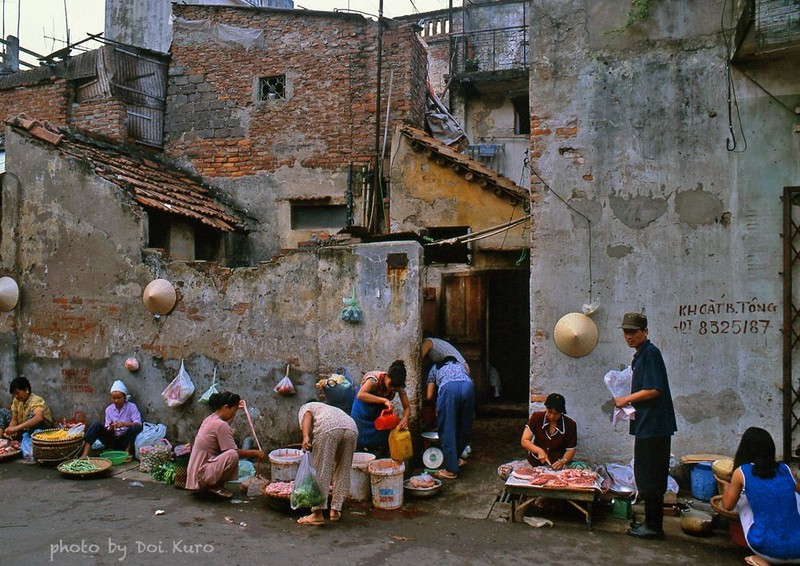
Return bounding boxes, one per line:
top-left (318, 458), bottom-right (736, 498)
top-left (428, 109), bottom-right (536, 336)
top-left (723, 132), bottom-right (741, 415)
top-left (374, 408), bottom-right (400, 431)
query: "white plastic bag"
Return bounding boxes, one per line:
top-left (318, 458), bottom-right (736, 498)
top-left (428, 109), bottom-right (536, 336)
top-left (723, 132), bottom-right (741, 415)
top-left (604, 367), bottom-right (635, 427)
top-left (199, 368), bottom-right (219, 404)
top-left (134, 422), bottom-right (167, 461)
top-left (162, 359), bottom-right (195, 407)
top-left (274, 364), bottom-right (295, 396)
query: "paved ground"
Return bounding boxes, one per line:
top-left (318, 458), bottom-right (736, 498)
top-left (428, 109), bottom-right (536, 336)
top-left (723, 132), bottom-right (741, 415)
top-left (0, 416), bottom-right (751, 566)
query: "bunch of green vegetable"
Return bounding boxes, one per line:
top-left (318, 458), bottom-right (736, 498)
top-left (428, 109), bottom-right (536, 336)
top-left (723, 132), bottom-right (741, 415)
top-left (61, 459), bottom-right (103, 473)
top-left (151, 461), bottom-right (177, 484)
top-left (290, 479), bottom-right (324, 509)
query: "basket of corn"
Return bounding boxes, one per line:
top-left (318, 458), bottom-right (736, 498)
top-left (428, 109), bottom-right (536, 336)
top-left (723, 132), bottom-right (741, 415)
top-left (57, 457), bottom-right (112, 478)
top-left (32, 428), bottom-right (85, 465)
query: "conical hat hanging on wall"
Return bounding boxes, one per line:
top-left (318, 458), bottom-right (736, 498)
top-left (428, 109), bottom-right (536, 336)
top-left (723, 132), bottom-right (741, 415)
top-left (0, 277), bottom-right (19, 311)
top-left (553, 312), bottom-right (599, 358)
top-left (143, 279), bottom-right (176, 315)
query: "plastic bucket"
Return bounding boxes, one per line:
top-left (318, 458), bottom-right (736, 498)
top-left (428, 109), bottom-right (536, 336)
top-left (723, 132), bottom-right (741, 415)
top-left (268, 448), bottom-right (303, 482)
top-left (690, 462), bottom-right (716, 501)
top-left (349, 452), bottom-right (376, 501)
top-left (368, 458), bottom-right (405, 509)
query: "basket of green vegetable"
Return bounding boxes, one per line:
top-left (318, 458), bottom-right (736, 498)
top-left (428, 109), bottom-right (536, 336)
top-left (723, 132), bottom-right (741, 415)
top-left (151, 461), bottom-right (177, 485)
top-left (57, 457), bottom-right (113, 478)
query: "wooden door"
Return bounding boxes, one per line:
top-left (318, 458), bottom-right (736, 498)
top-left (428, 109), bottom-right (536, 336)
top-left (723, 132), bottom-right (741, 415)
top-left (441, 272), bottom-right (487, 401)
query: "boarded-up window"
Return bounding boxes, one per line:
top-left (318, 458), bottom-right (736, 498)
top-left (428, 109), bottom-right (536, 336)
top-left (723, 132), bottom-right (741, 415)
top-left (290, 203), bottom-right (347, 230)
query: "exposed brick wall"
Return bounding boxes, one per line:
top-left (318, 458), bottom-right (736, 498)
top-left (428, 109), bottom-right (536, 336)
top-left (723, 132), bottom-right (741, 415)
top-left (69, 98), bottom-right (129, 143)
top-left (166, 5), bottom-right (426, 178)
top-left (0, 79), bottom-right (70, 125)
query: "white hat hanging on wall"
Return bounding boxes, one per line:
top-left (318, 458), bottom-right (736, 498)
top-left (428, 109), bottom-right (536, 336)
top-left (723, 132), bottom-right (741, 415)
top-left (143, 279), bottom-right (177, 315)
top-left (553, 312), bottom-right (599, 358)
top-left (0, 277), bottom-right (19, 311)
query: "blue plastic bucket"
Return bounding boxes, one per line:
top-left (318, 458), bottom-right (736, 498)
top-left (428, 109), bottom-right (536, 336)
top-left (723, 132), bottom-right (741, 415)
top-left (690, 462), bottom-right (716, 501)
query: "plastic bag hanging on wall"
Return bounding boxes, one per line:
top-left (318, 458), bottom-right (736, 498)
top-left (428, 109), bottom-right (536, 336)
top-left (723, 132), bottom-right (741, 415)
top-left (340, 285), bottom-right (363, 323)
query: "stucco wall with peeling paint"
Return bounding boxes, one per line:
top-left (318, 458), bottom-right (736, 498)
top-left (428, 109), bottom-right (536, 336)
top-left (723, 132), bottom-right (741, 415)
top-left (528, 0), bottom-right (800, 462)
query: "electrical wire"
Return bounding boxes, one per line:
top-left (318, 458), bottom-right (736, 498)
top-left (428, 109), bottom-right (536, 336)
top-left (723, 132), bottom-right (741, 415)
top-left (720, 0), bottom-right (747, 153)
top-left (530, 165), bottom-right (593, 302)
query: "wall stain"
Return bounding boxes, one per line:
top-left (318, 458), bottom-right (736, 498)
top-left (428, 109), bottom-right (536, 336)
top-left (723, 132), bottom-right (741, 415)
top-left (607, 244), bottom-right (633, 258)
top-left (610, 193), bottom-right (668, 229)
top-left (675, 184), bottom-right (724, 227)
top-left (674, 387), bottom-right (744, 424)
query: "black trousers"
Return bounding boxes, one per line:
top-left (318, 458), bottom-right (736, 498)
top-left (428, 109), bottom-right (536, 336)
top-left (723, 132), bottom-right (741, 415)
top-left (634, 435), bottom-right (671, 530)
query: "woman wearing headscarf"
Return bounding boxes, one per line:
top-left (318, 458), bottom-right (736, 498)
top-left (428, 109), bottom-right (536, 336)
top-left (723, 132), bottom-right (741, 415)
top-left (186, 391), bottom-right (265, 499)
top-left (81, 380), bottom-right (143, 457)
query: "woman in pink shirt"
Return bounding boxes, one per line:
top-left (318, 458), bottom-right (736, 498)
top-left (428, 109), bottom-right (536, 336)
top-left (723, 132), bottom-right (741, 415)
top-left (186, 391), bottom-right (265, 499)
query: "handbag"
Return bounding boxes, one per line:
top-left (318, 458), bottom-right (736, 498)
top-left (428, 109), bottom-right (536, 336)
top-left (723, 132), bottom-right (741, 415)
top-left (374, 408), bottom-right (400, 431)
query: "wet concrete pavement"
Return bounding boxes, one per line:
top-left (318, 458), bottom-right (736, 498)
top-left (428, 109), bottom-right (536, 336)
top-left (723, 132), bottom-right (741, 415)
top-left (0, 415), bottom-right (750, 566)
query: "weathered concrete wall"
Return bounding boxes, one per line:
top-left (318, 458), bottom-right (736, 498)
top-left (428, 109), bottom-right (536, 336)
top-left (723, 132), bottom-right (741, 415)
top-left (389, 128), bottom-right (529, 252)
top-left (0, 128), bottom-right (422, 448)
top-left (528, 0), bottom-right (800, 462)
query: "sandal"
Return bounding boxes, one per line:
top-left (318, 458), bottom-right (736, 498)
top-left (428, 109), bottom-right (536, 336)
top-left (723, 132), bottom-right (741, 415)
top-left (434, 470), bottom-right (458, 480)
top-left (329, 510), bottom-right (341, 522)
top-left (207, 488), bottom-right (233, 499)
top-left (744, 557), bottom-right (767, 566)
top-left (297, 515), bottom-right (325, 526)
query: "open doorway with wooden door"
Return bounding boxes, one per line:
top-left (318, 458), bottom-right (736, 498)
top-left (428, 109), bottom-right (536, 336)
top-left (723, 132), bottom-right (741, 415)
top-left (421, 268), bottom-right (530, 420)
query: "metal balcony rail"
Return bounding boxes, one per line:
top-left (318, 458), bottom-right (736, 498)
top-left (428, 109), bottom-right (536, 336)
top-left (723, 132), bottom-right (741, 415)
top-left (452, 26), bottom-right (528, 74)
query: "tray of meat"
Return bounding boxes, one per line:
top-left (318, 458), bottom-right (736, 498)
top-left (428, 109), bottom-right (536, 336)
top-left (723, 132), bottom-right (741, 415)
top-left (510, 466), bottom-right (600, 491)
top-left (261, 481), bottom-right (294, 511)
top-left (404, 474), bottom-right (442, 498)
top-left (0, 438), bottom-right (22, 461)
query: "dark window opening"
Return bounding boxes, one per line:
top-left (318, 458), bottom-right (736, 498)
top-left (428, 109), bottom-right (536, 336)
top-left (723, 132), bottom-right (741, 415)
top-left (259, 75), bottom-right (286, 101)
top-left (424, 226), bottom-right (471, 265)
top-left (195, 223), bottom-right (222, 262)
top-left (291, 203), bottom-right (347, 230)
top-left (148, 210), bottom-right (170, 250)
top-left (512, 95), bottom-right (530, 135)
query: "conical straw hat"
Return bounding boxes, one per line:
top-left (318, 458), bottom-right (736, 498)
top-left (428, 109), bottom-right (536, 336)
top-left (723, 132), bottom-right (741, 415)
top-left (553, 312), bottom-right (598, 358)
top-left (143, 279), bottom-right (176, 315)
top-left (0, 276), bottom-right (19, 311)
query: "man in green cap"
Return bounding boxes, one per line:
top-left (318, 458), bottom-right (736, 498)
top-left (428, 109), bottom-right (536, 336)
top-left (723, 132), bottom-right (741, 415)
top-left (614, 312), bottom-right (677, 540)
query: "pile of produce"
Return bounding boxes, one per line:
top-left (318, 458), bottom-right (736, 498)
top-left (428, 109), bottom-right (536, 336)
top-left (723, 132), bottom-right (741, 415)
top-left (0, 438), bottom-right (21, 455)
top-left (60, 459), bottom-right (104, 473)
top-left (32, 427), bottom-right (84, 441)
top-left (407, 474), bottom-right (437, 489)
top-left (151, 461), bottom-right (177, 484)
top-left (264, 481), bottom-right (293, 499)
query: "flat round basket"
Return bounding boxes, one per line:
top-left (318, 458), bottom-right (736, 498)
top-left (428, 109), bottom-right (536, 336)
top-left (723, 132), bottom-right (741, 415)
top-left (32, 430), bottom-right (85, 465)
top-left (0, 449), bottom-right (22, 462)
top-left (710, 495), bottom-right (739, 520)
top-left (57, 457), bottom-right (113, 478)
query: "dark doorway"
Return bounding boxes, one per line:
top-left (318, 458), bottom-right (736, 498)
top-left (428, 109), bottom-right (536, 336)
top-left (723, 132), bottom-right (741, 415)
top-left (486, 269), bottom-right (530, 409)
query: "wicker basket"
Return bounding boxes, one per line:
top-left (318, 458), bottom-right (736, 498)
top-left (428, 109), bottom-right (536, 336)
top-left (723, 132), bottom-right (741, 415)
top-left (173, 455), bottom-right (190, 489)
top-left (710, 495), bottom-right (739, 520)
top-left (32, 430), bottom-right (84, 465)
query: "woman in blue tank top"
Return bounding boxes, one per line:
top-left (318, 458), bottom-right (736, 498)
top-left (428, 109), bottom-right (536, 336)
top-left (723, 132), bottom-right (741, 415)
top-left (721, 427), bottom-right (800, 565)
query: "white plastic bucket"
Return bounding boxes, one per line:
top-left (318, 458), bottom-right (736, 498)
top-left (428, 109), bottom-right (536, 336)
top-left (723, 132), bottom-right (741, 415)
top-left (368, 458), bottom-right (405, 509)
top-left (268, 448), bottom-right (303, 482)
top-left (349, 452), bottom-right (376, 501)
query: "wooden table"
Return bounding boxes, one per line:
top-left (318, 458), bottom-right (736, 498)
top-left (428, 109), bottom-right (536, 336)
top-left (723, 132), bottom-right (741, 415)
top-left (503, 476), bottom-right (600, 529)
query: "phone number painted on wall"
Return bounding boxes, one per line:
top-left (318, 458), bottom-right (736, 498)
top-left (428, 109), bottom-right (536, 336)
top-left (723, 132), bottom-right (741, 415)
top-left (675, 298), bottom-right (777, 335)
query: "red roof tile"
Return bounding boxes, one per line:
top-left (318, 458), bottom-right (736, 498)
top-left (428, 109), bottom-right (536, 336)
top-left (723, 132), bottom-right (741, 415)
top-left (7, 114), bottom-right (250, 232)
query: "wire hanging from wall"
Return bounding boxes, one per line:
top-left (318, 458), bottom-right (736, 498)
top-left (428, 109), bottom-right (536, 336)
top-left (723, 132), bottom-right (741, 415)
top-left (529, 164), bottom-right (594, 303)
top-left (720, 0), bottom-right (747, 153)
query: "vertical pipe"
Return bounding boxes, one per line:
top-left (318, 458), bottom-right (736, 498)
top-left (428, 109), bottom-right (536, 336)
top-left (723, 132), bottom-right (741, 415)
top-left (371, 0), bottom-right (384, 233)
